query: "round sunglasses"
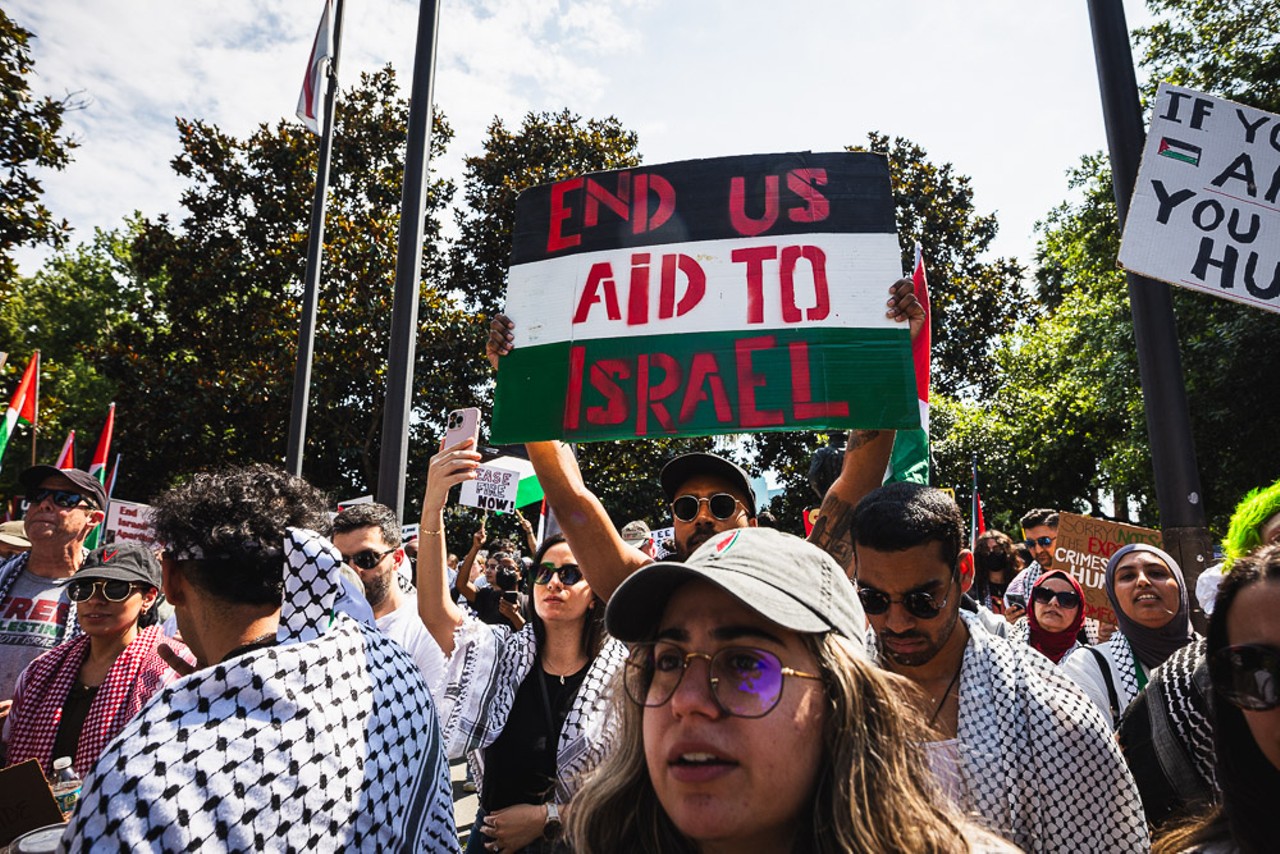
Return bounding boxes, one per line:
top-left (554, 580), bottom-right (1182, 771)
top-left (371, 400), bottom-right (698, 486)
top-left (1213, 644), bottom-right (1280, 711)
top-left (341, 546), bottom-right (396, 571)
top-left (67, 579), bottom-right (144, 603)
top-left (1031, 587), bottom-right (1082, 609)
top-left (624, 642), bottom-right (821, 719)
top-left (856, 576), bottom-right (953, 620)
top-left (534, 562), bottom-right (584, 586)
top-left (671, 493), bottom-right (744, 523)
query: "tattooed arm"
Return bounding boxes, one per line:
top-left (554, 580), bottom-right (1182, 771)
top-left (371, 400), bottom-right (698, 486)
top-left (807, 430), bottom-right (894, 575)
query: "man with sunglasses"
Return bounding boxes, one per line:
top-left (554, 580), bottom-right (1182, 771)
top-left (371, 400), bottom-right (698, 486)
top-left (330, 502), bottom-right (446, 699)
top-left (0, 466), bottom-right (107, 717)
top-left (1020, 508), bottom-right (1059, 572)
top-left (851, 482), bottom-right (1149, 851)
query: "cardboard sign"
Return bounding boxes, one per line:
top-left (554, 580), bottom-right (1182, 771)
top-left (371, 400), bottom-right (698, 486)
top-left (1053, 512), bottom-right (1164, 625)
top-left (492, 151), bottom-right (918, 443)
top-left (104, 500), bottom-right (158, 546)
top-left (1119, 84), bottom-right (1280, 314)
top-left (459, 465), bottom-right (521, 513)
top-left (0, 760), bottom-right (64, 846)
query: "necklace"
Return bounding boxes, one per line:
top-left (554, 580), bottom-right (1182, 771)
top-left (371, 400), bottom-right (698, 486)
top-left (927, 663), bottom-right (963, 728)
top-left (543, 659), bottom-right (586, 685)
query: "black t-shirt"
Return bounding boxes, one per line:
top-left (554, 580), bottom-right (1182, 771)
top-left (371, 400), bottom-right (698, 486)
top-left (50, 681), bottom-right (98, 768)
top-left (481, 662), bottom-right (587, 813)
top-left (474, 587), bottom-right (522, 631)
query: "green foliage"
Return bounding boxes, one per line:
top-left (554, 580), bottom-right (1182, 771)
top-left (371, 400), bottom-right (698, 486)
top-left (0, 8), bottom-right (79, 283)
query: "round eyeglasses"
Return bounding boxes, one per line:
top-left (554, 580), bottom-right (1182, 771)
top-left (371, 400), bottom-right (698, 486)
top-left (67, 579), bottom-right (143, 603)
top-left (671, 493), bottom-right (744, 523)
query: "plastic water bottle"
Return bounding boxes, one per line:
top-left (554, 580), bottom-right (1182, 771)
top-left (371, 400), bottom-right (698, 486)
top-left (50, 756), bottom-right (82, 814)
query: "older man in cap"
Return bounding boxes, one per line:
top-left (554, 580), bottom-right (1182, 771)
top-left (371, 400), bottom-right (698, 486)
top-left (0, 466), bottom-right (106, 710)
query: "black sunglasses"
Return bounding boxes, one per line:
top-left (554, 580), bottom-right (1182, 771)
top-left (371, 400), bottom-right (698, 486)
top-left (856, 577), bottom-right (953, 620)
top-left (534, 562), bottom-right (584, 586)
top-left (1031, 588), bottom-right (1081, 609)
top-left (1213, 644), bottom-right (1280, 711)
top-left (1024, 536), bottom-right (1054, 549)
top-left (671, 493), bottom-right (743, 523)
top-left (341, 546), bottom-right (396, 571)
top-left (67, 579), bottom-right (142, 603)
top-left (27, 488), bottom-right (96, 510)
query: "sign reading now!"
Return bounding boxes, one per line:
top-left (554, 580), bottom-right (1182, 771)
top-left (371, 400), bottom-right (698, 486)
top-left (491, 151), bottom-right (918, 443)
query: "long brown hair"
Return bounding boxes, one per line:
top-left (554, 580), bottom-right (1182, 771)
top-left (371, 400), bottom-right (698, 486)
top-left (567, 632), bottom-right (982, 853)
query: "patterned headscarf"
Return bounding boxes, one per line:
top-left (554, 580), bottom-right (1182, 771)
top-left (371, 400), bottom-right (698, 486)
top-left (1027, 570), bottom-right (1086, 663)
top-left (1105, 543), bottom-right (1196, 670)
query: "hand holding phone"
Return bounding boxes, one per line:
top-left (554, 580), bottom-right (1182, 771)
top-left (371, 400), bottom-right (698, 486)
top-left (444, 407), bottom-right (481, 450)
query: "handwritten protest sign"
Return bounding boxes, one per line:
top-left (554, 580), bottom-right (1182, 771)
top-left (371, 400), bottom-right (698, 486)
top-left (1053, 512), bottom-right (1163, 625)
top-left (460, 464), bottom-right (521, 513)
top-left (492, 152), bottom-right (917, 443)
top-left (105, 500), bottom-right (158, 546)
top-left (1119, 84), bottom-right (1280, 314)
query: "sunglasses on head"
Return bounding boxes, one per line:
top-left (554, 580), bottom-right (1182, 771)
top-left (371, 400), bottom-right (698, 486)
top-left (341, 546), bottom-right (396, 571)
top-left (27, 488), bottom-right (95, 510)
top-left (67, 579), bottom-right (142, 603)
top-left (671, 493), bottom-right (744, 523)
top-left (1031, 587), bottom-right (1081, 609)
top-left (534, 561), bottom-right (584, 586)
top-left (856, 577), bottom-right (952, 620)
top-left (1213, 644), bottom-right (1280, 711)
top-left (1024, 536), bottom-right (1054, 549)
top-left (624, 642), bottom-right (822, 719)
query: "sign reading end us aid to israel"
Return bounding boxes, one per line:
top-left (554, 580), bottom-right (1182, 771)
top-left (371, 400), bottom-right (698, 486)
top-left (490, 151), bottom-right (918, 443)
top-left (1119, 84), bottom-right (1280, 314)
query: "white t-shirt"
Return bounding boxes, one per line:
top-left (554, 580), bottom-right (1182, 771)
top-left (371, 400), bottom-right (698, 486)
top-left (376, 597), bottom-right (446, 702)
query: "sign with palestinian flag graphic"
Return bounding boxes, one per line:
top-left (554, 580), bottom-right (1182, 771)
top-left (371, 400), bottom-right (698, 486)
top-left (491, 152), bottom-right (918, 443)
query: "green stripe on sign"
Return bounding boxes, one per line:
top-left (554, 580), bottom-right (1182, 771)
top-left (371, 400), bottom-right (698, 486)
top-left (492, 327), bottom-right (917, 443)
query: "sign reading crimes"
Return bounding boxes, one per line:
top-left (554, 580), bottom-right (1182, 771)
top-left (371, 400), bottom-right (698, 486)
top-left (1053, 512), bottom-right (1163, 626)
top-left (1119, 84), bottom-right (1280, 314)
top-left (459, 464), bottom-right (520, 514)
top-left (491, 151), bottom-right (918, 443)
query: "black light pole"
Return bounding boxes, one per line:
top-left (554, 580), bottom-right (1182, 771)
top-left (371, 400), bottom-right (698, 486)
top-left (1086, 0), bottom-right (1213, 617)
top-left (377, 0), bottom-right (442, 518)
top-left (286, 0), bottom-right (346, 477)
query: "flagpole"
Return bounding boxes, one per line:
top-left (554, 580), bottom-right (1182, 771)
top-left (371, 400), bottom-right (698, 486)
top-left (286, 0), bottom-right (346, 477)
top-left (377, 0), bottom-right (443, 519)
top-left (30, 350), bottom-right (38, 467)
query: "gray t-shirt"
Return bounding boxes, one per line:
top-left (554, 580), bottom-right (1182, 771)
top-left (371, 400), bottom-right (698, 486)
top-left (0, 569), bottom-right (73, 700)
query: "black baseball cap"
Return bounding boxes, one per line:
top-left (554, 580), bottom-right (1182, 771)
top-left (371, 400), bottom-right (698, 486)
top-left (660, 453), bottom-right (757, 517)
top-left (76, 542), bottom-right (163, 589)
top-left (20, 465), bottom-right (108, 511)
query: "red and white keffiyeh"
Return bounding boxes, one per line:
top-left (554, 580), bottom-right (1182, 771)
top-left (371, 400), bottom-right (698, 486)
top-left (6, 624), bottom-right (192, 774)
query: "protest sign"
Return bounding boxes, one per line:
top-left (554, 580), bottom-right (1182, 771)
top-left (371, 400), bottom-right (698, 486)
top-left (337, 495), bottom-right (374, 512)
top-left (1053, 512), bottom-right (1164, 625)
top-left (492, 151), bottom-right (917, 443)
top-left (104, 500), bottom-right (158, 546)
top-left (1119, 83), bottom-right (1280, 314)
top-left (460, 464), bottom-right (521, 513)
top-left (650, 526), bottom-right (675, 559)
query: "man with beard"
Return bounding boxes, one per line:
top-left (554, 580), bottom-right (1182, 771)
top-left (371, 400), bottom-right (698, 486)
top-left (331, 503), bottom-right (445, 699)
top-left (851, 482), bottom-right (1149, 851)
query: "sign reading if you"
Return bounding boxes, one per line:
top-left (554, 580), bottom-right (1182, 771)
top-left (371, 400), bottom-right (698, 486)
top-left (491, 151), bottom-right (918, 443)
top-left (1119, 83), bottom-right (1280, 313)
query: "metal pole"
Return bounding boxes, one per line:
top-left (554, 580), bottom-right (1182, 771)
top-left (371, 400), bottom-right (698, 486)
top-left (1086, 0), bottom-right (1214, 624)
top-left (377, 0), bottom-right (442, 518)
top-left (286, 0), bottom-right (346, 477)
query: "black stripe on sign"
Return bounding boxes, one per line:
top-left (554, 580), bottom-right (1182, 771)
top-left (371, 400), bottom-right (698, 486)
top-left (510, 151), bottom-right (896, 266)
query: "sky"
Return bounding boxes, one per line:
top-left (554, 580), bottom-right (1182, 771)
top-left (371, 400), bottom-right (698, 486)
top-left (10, 0), bottom-right (1157, 278)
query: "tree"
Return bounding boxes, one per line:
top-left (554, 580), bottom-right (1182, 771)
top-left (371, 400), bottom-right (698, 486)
top-left (0, 8), bottom-right (80, 283)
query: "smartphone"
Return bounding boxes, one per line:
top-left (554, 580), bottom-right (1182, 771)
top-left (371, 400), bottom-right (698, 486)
top-left (444, 407), bottom-right (481, 450)
top-left (502, 591), bottom-right (518, 605)
top-left (1005, 593), bottom-right (1027, 611)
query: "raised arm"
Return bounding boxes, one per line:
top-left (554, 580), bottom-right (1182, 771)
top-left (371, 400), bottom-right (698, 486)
top-left (418, 439), bottom-right (481, 655)
top-left (514, 508), bottom-right (539, 556)
top-left (454, 523), bottom-right (486, 604)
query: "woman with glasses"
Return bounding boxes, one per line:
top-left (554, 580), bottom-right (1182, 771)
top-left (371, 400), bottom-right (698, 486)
top-left (567, 527), bottom-right (1014, 853)
top-left (1153, 543), bottom-right (1280, 853)
top-left (418, 439), bottom-right (627, 853)
top-left (1063, 544), bottom-right (1198, 727)
top-left (3, 542), bottom-right (192, 775)
top-left (1009, 570), bottom-right (1087, 665)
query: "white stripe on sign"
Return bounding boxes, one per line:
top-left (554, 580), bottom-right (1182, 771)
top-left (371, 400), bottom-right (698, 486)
top-left (505, 232), bottom-right (902, 347)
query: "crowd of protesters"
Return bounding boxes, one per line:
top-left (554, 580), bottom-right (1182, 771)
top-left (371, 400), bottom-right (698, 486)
top-left (0, 280), bottom-right (1276, 852)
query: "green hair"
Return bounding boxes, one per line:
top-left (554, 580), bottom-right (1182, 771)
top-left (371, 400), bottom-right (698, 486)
top-left (1223, 479), bottom-right (1280, 568)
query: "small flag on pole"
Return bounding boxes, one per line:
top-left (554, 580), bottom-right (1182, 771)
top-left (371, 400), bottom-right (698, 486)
top-left (54, 431), bottom-right (75, 469)
top-left (885, 243), bottom-right (931, 485)
top-left (84, 404), bottom-right (116, 549)
top-left (971, 456), bottom-right (986, 550)
top-left (296, 0), bottom-right (336, 135)
top-left (0, 352), bottom-right (38, 472)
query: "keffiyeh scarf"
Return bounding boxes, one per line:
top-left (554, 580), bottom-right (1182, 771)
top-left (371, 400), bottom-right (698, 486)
top-left (63, 528), bottom-right (457, 853)
top-left (437, 617), bottom-right (627, 803)
top-left (6, 624), bottom-right (191, 775)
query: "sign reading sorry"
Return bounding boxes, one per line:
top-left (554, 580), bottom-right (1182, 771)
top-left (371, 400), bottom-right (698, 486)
top-left (1119, 83), bottom-right (1280, 314)
top-left (491, 152), bottom-right (918, 443)
top-left (1053, 512), bottom-right (1164, 626)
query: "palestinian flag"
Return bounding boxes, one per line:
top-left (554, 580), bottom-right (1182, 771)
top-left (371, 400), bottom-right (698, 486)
top-left (491, 152), bottom-right (918, 444)
top-left (84, 403), bottom-right (116, 549)
top-left (54, 431), bottom-right (75, 469)
top-left (0, 352), bottom-right (38, 471)
top-left (1157, 137), bottom-right (1201, 166)
top-left (884, 243), bottom-right (931, 485)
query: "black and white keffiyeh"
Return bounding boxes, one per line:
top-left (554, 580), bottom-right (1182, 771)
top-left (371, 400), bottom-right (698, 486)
top-left (437, 617), bottom-right (626, 803)
top-left (942, 611), bottom-right (1149, 852)
top-left (63, 528), bottom-right (457, 853)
